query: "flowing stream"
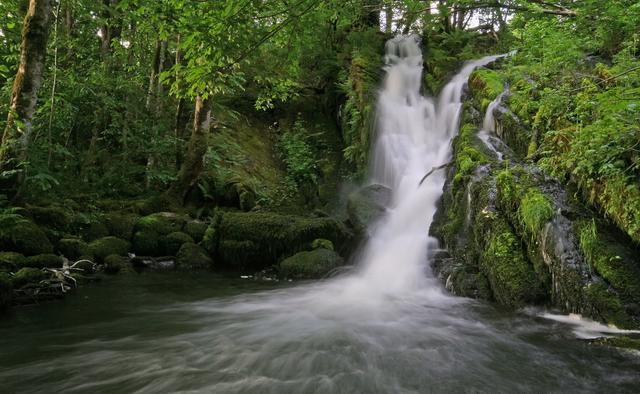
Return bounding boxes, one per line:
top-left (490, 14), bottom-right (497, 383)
top-left (1, 36), bottom-right (639, 394)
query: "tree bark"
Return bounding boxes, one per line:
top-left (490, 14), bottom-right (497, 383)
top-left (1, 0), bottom-right (53, 173)
top-left (168, 95), bottom-right (212, 202)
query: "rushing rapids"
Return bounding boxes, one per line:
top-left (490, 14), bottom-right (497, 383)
top-left (1, 36), bottom-right (639, 394)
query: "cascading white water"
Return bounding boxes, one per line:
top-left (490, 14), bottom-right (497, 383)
top-left (361, 35), bottom-right (507, 293)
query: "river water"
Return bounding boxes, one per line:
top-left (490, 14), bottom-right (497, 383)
top-left (1, 36), bottom-right (639, 393)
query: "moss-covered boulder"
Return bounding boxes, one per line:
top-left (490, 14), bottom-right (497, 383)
top-left (0, 216), bottom-right (53, 256)
top-left (89, 236), bottom-right (131, 262)
top-left (183, 220), bottom-right (208, 243)
top-left (25, 205), bottom-right (73, 232)
top-left (24, 254), bottom-right (64, 269)
top-left (132, 231), bottom-right (160, 256)
top-left (135, 213), bottom-right (186, 236)
top-left (57, 238), bottom-right (92, 260)
top-left (0, 252), bottom-right (27, 272)
top-left (0, 272), bottom-right (12, 309)
top-left (203, 211), bottom-right (350, 271)
top-left (12, 267), bottom-right (46, 288)
top-left (346, 184), bottom-right (392, 234)
top-left (82, 221), bottom-right (110, 241)
top-left (176, 243), bottom-right (212, 270)
top-left (104, 254), bottom-right (129, 274)
top-left (162, 232), bottom-right (194, 256)
top-left (103, 213), bottom-right (139, 240)
top-left (279, 249), bottom-right (343, 279)
top-left (311, 238), bottom-right (334, 251)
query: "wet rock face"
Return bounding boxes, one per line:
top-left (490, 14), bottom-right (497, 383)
top-left (346, 184), bottom-right (392, 235)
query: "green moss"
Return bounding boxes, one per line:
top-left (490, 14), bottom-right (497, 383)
top-left (452, 124), bottom-right (490, 186)
top-left (132, 231), bottom-right (160, 256)
top-left (579, 221), bottom-right (640, 306)
top-left (26, 205), bottom-right (72, 232)
top-left (476, 211), bottom-right (545, 308)
top-left (162, 232), bottom-right (194, 256)
top-left (12, 267), bottom-right (46, 288)
top-left (469, 68), bottom-right (505, 111)
top-left (210, 211), bottom-right (349, 270)
top-left (89, 236), bottom-right (131, 262)
top-left (0, 217), bottom-right (53, 256)
top-left (278, 249), bottom-right (343, 280)
top-left (311, 239), bottom-right (334, 251)
top-left (103, 254), bottom-right (127, 274)
top-left (176, 243), bottom-right (213, 270)
top-left (590, 336), bottom-right (640, 351)
top-left (57, 238), bottom-right (92, 260)
top-left (82, 221), bottom-right (110, 242)
top-left (0, 252), bottom-right (27, 272)
top-left (24, 254), bottom-right (64, 269)
top-left (135, 213), bottom-right (184, 236)
top-left (103, 213), bottom-right (139, 240)
top-left (183, 220), bottom-right (208, 243)
top-left (518, 188), bottom-right (554, 235)
top-left (584, 282), bottom-right (635, 329)
top-left (0, 272), bottom-right (13, 309)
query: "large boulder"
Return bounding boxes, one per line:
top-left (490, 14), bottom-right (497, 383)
top-left (24, 254), bottom-right (64, 269)
top-left (57, 238), bottom-right (92, 260)
top-left (103, 213), bottom-right (139, 240)
top-left (0, 252), bottom-right (27, 273)
top-left (89, 236), bottom-right (131, 262)
top-left (176, 243), bottom-right (212, 270)
top-left (346, 184), bottom-right (392, 234)
top-left (278, 248), bottom-right (343, 280)
top-left (0, 215), bottom-right (53, 255)
top-left (162, 232), bottom-right (194, 256)
top-left (132, 213), bottom-right (187, 256)
top-left (203, 211), bottom-right (350, 271)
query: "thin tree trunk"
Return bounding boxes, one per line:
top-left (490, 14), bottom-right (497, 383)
top-left (1, 0), bottom-right (53, 175)
top-left (168, 95), bottom-right (212, 202)
top-left (385, 1), bottom-right (393, 34)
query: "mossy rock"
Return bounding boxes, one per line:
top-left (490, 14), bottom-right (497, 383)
top-left (57, 238), bottom-right (92, 260)
top-left (589, 336), bottom-right (640, 351)
top-left (135, 213), bottom-right (186, 236)
top-left (447, 269), bottom-right (493, 301)
top-left (136, 195), bottom-right (179, 216)
top-left (206, 211), bottom-right (351, 271)
top-left (89, 236), bottom-right (131, 262)
top-left (103, 254), bottom-right (128, 274)
top-left (103, 213), bottom-right (139, 240)
top-left (469, 68), bottom-right (505, 111)
top-left (25, 205), bottom-right (73, 232)
top-left (346, 184), bottom-right (392, 234)
top-left (279, 249), bottom-right (343, 280)
top-left (82, 221), bottom-right (110, 242)
top-left (0, 217), bottom-right (53, 256)
top-left (183, 220), bottom-right (208, 243)
top-left (12, 267), bottom-right (46, 288)
top-left (176, 243), bottom-right (213, 270)
top-left (162, 232), bottom-right (194, 256)
top-left (311, 238), bottom-right (334, 251)
top-left (132, 231), bottom-right (160, 256)
top-left (474, 200), bottom-right (546, 308)
top-left (0, 252), bottom-right (27, 273)
top-left (0, 272), bottom-right (13, 309)
top-left (24, 254), bottom-right (64, 269)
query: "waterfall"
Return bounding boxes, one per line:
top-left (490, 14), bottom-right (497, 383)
top-left (479, 90), bottom-right (508, 161)
top-left (361, 35), bottom-right (506, 294)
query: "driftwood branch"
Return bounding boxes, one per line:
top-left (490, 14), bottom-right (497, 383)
top-left (418, 162), bottom-right (451, 186)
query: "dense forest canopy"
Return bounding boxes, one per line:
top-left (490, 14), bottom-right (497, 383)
top-left (0, 0), bottom-right (637, 213)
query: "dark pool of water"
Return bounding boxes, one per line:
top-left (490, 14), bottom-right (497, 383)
top-left (0, 272), bottom-right (638, 394)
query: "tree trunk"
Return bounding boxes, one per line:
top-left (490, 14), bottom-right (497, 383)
top-left (168, 95), bottom-right (212, 202)
top-left (1, 0), bottom-right (53, 174)
top-left (385, 1), bottom-right (393, 34)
